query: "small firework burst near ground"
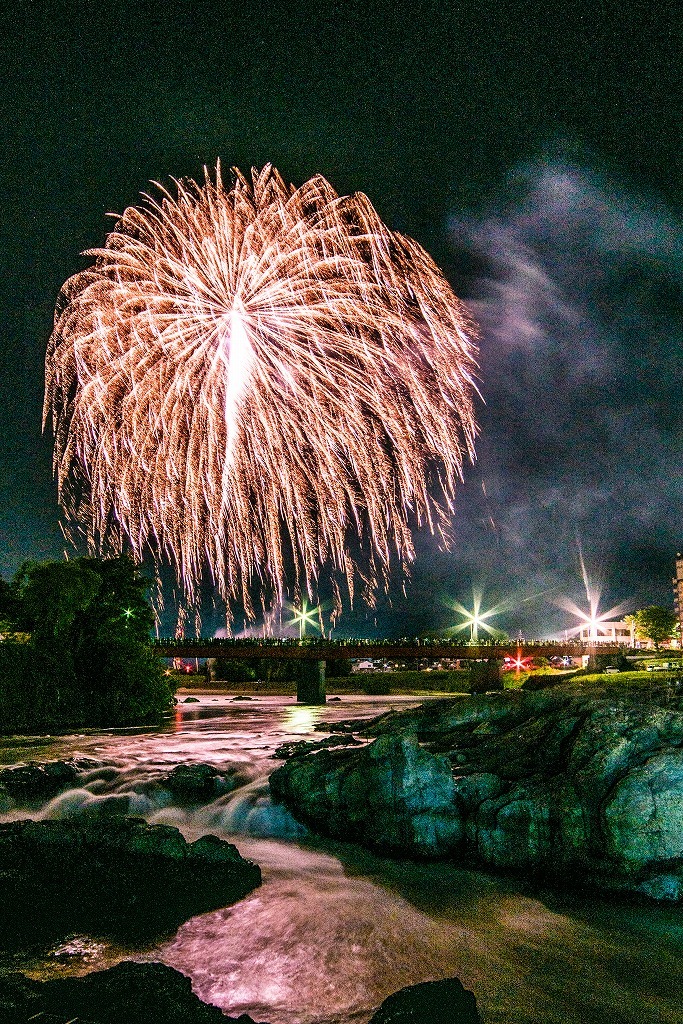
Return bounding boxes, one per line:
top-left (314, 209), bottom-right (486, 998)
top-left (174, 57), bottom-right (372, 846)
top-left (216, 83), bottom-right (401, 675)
top-left (44, 164), bottom-right (478, 621)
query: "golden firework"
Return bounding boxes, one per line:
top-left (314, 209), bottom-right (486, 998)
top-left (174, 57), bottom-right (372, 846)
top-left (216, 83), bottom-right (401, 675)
top-left (45, 164), bottom-right (478, 620)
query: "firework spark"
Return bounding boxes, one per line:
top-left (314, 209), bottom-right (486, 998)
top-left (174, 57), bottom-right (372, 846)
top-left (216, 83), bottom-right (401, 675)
top-left (45, 164), bottom-right (478, 620)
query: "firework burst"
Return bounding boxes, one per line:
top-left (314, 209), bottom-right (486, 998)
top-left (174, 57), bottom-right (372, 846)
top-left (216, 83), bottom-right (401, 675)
top-left (45, 164), bottom-right (478, 620)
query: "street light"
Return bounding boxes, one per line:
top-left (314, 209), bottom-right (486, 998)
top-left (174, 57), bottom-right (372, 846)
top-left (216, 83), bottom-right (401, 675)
top-left (451, 593), bottom-right (501, 642)
top-left (553, 541), bottom-right (631, 644)
top-left (289, 599), bottom-right (321, 640)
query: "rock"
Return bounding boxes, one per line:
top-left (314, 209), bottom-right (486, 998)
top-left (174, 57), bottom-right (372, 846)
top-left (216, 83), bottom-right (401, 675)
top-left (522, 672), bottom-right (568, 691)
top-left (272, 734), bottom-right (362, 760)
top-left (474, 791), bottom-right (554, 870)
top-left (0, 759), bottom-right (98, 806)
top-left (634, 873), bottom-right (683, 901)
top-left (232, 695), bottom-right (254, 701)
top-left (469, 660), bottom-right (503, 694)
top-left (269, 687), bottom-right (683, 899)
top-left (603, 750), bottom-right (683, 865)
top-left (161, 762), bottom-right (238, 801)
top-left (0, 817), bottom-right (261, 948)
top-left (0, 961), bottom-right (268, 1024)
top-left (271, 733), bottom-right (462, 856)
top-left (368, 977), bottom-right (481, 1023)
top-left (183, 696), bottom-right (200, 703)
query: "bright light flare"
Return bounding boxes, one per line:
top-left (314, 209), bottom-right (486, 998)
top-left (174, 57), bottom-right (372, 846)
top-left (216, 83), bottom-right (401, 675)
top-left (554, 541), bottom-right (631, 640)
top-left (44, 163), bottom-right (479, 622)
top-left (288, 599), bottom-right (322, 640)
top-left (555, 597), bottom-right (632, 639)
top-left (450, 591), bottom-right (504, 642)
top-left (504, 652), bottom-right (532, 671)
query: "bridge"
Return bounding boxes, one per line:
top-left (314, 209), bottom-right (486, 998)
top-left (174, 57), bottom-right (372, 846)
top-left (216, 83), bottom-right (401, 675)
top-left (153, 637), bottom-right (621, 704)
top-left (152, 638), bottom-right (607, 661)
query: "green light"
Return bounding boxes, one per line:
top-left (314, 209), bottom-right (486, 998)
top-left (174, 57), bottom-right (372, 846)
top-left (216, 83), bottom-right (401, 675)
top-left (289, 599), bottom-right (321, 639)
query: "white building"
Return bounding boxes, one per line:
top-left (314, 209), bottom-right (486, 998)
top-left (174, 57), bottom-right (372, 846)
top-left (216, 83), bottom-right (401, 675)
top-left (578, 620), bottom-right (634, 645)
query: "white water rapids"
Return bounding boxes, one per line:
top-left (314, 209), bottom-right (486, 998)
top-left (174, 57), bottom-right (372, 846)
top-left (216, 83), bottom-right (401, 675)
top-left (1, 694), bottom-right (681, 1023)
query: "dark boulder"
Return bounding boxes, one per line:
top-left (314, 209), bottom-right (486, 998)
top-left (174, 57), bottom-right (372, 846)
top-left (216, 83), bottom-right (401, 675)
top-left (161, 762), bottom-right (239, 801)
top-left (521, 672), bottom-right (568, 691)
top-left (368, 978), bottom-right (481, 1023)
top-left (272, 734), bottom-right (362, 760)
top-left (0, 961), bottom-right (268, 1024)
top-left (0, 817), bottom-right (261, 947)
top-left (469, 661), bottom-right (503, 694)
top-left (0, 759), bottom-right (98, 807)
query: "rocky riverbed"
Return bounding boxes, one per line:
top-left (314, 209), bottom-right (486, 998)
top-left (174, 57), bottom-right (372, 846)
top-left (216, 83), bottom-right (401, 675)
top-left (0, 816), bottom-right (262, 947)
top-left (270, 681), bottom-right (683, 901)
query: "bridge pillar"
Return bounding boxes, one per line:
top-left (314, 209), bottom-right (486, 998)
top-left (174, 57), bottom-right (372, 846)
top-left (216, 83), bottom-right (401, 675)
top-left (297, 660), bottom-right (326, 704)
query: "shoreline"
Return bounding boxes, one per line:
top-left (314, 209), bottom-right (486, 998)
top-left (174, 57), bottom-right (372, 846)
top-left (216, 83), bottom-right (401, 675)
top-left (175, 684), bottom-right (465, 698)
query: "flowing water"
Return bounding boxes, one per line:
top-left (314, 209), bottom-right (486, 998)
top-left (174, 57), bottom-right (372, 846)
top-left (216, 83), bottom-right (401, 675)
top-left (1, 693), bottom-right (682, 1023)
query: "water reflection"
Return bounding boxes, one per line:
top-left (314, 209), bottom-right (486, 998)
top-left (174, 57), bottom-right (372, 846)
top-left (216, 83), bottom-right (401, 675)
top-left (282, 704), bottom-right (321, 734)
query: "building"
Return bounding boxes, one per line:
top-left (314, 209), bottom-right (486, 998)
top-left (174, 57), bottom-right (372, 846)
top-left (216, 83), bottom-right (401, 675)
top-left (674, 553), bottom-right (683, 640)
top-left (578, 620), bottom-right (634, 645)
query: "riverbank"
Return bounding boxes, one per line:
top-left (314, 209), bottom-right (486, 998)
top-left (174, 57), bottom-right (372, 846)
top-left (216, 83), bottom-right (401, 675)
top-left (175, 668), bottom-right (473, 696)
top-left (270, 677), bottom-right (683, 902)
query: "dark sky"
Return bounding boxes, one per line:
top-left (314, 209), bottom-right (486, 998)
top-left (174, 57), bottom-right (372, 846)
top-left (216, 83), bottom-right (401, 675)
top-left (1, 0), bottom-right (681, 636)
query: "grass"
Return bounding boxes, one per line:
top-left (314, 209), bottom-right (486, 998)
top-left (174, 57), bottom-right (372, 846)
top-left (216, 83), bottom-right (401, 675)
top-left (522, 670), bottom-right (683, 704)
top-left (353, 670), bottom-right (471, 694)
top-left (569, 669), bottom-right (682, 688)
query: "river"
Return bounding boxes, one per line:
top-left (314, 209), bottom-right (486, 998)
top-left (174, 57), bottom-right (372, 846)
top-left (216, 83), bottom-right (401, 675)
top-left (1, 693), bottom-right (681, 1023)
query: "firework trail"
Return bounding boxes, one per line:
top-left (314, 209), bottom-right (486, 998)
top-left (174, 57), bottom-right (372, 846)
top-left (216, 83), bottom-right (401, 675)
top-left (45, 164), bottom-right (478, 620)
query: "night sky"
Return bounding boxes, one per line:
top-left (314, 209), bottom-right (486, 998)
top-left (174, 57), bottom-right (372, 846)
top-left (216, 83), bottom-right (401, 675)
top-left (1, 0), bottom-right (681, 637)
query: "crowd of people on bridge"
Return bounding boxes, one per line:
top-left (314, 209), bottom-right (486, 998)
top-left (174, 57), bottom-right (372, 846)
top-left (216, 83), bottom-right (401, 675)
top-left (152, 636), bottom-right (591, 649)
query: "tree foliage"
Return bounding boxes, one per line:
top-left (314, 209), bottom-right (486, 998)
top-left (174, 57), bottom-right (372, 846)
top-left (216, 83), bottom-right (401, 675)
top-left (0, 578), bottom-right (22, 626)
top-left (631, 606), bottom-right (678, 650)
top-left (0, 556), bottom-right (173, 732)
top-left (210, 658), bottom-right (256, 683)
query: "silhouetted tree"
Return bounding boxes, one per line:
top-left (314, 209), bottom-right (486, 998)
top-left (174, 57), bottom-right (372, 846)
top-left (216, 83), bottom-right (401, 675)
top-left (0, 556), bottom-right (173, 731)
